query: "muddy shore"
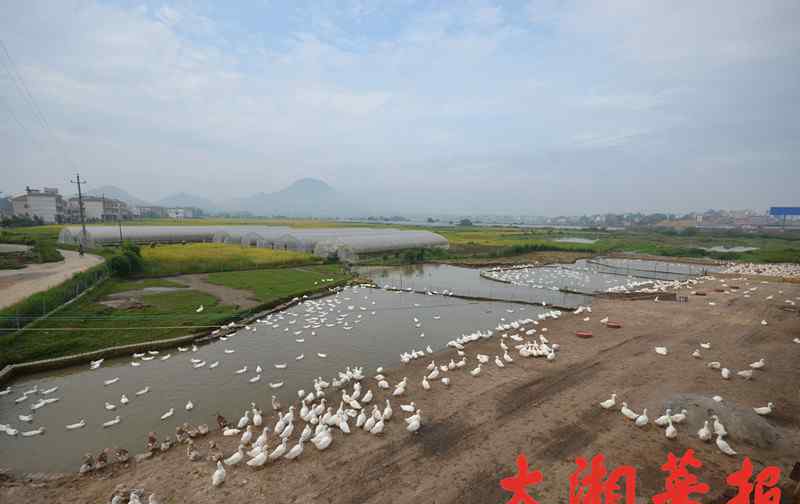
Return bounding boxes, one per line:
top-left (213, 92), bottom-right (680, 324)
top-left (2, 275), bottom-right (799, 503)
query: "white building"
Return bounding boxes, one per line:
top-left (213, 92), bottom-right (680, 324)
top-left (68, 196), bottom-right (130, 221)
top-left (11, 187), bottom-right (66, 223)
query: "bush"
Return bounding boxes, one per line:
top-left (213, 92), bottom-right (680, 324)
top-left (29, 241), bottom-right (63, 263)
top-left (109, 254), bottom-right (132, 276)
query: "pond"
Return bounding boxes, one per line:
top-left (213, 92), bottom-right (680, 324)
top-left (0, 286), bottom-right (545, 475)
top-left (359, 260), bottom-right (718, 299)
top-left (357, 264), bottom-right (593, 307)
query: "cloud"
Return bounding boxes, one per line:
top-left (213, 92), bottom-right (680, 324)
top-left (0, 1), bottom-right (798, 215)
top-left (156, 5), bottom-right (182, 27)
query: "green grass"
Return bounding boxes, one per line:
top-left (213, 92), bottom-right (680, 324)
top-left (435, 226), bottom-right (800, 264)
top-left (140, 243), bottom-right (319, 276)
top-left (0, 279), bottom-right (236, 367)
top-left (0, 265), bottom-right (352, 366)
top-left (207, 264), bottom-right (351, 304)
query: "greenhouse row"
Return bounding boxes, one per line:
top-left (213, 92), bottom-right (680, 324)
top-left (58, 225), bottom-right (449, 258)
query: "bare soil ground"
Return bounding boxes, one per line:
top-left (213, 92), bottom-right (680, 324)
top-left (0, 250), bottom-right (103, 310)
top-left (166, 274), bottom-right (261, 310)
top-left (3, 276), bottom-right (799, 504)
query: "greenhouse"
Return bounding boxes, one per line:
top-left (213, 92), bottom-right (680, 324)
top-left (59, 225), bottom-right (449, 259)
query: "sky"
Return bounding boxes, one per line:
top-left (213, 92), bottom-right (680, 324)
top-left (0, 0), bottom-right (798, 216)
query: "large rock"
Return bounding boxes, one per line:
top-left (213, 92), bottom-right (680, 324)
top-left (663, 394), bottom-right (779, 449)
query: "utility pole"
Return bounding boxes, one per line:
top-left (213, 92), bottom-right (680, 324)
top-left (70, 173), bottom-right (87, 256)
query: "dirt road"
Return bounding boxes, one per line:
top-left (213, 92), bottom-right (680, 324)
top-left (2, 275), bottom-right (799, 503)
top-left (0, 250), bottom-right (104, 310)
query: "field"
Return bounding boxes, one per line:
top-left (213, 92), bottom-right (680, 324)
top-left (435, 226), bottom-right (800, 264)
top-left (140, 243), bottom-right (318, 276)
top-left (3, 219), bottom-right (800, 268)
top-left (0, 264), bottom-right (352, 367)
top-left (206, 264), bottom-right (351, 304)
top-left (0, 278), bottom-right (237, 367)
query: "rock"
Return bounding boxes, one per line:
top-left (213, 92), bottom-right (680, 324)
top-left (663, 394), bottom-right (779, 449)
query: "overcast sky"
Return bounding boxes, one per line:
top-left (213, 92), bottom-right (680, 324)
top-left (1, 0), bottom-right (798, 216)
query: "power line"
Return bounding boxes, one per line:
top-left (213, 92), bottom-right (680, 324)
top-left (0, 39), bottom-right (52, 135)
top-left (0, 38), bottom-right (79, 171)
top-left (0, 93), bottom-right (45, 149)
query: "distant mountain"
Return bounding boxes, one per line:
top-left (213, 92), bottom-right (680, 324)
top-left (157, 192), bottom-right (216, 211)
top-left (86, 185), bottom-right (150, 207)
top-left (232, 178), bottom-right (359, 217)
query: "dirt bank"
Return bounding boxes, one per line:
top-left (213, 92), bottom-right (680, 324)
top-left (166, 273), bottom-right (261, 310)
top-left (2, 276), bottom-right (799, 503)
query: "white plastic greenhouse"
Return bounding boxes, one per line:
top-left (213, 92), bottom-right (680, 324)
top-left (59, 225), bottom-right (449, 259)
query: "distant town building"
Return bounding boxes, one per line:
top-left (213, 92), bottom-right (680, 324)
top-left (167, 207), bottom-right (198, 219)
top-left (0, 196), bottom-right (12, 218)
top-left (133, 205), bottom-right (201, 219)
top-left (134, 205), bottom-right (168, 218)
top-left (11, 187), bottom-right (66, 223)
top-left (67, 196), bottom-right (130, 222)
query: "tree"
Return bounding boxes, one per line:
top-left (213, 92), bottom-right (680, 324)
top-left (459, 218), bottom-right (473, 226)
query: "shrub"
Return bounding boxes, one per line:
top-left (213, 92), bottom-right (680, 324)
top-left (29, 241), bottom-right (63, 263)
top-left (110, 254), bottom-right (132, 276)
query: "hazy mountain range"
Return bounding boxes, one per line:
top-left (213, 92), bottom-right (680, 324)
top-left (86, 178), bottom-right (360, 217)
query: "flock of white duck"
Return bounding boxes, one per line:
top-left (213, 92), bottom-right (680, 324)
top-left (0, 284), bottom-right (561, 483)
top-left (601, 274), bottom-right (794, 461)
top-left (1, 263), bottom-right (796, 491)
top-left (204, 306), bottom-right (567, 488)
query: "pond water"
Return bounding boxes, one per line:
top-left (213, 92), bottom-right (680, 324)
top-left (359, 260), bottom-right (718, 299)
top-left (357, 264), bottom-right (592, 307)
top-left (0, 286), bottom-right (544, 475)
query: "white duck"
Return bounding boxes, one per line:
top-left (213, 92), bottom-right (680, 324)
top-left (212, 461), bottom-right (226, 486)
top-left (66, 419), bottom-right (86, 430)
top-left (711, 415), bottom-right (727, 436)
top-left (635, 409), bottom-right (649, 427)
top-left (715, 434), bottom-right (737, 456)
top-left (406, 411), bottom-right (422, 433)
top-left (268, 439), bottom-right (288, 461)
top-left (620, 402), bottom-right (638, 421)
top-left (753, 402), bottom-right (773, 416)
top-left (671, 409), bottom-right (688, 424)
top-left (224, 445), bottom-right (245, 466)
top-left (655, 409), bottom-right (672, 427)
top-left (697, 421), bottom-right (711, 441)
top-left (246, 450), bottom-right (268, 467)
top-left (237, 410), bottom-right (251, 429)
top-left (370, 418), bottom-right (385, 435)
top-left (665, 417), bottom-right (677, 439)
top-left (599, 393), bottom-right (616, 410)
top-left (284, 440), bottom-right (304, 460)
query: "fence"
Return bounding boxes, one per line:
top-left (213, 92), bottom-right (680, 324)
top-left (0, 262), bottom-right (110, 332)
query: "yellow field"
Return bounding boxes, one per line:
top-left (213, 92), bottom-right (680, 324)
top-left (141, 243), bottom-right (317, 275)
